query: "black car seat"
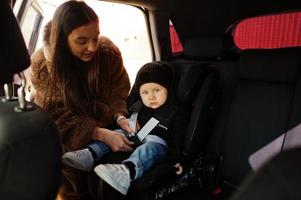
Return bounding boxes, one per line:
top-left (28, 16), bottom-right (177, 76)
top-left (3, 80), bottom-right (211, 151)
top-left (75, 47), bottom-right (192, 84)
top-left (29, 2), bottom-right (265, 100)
top-left (0, 2), bottom-right (61, 199)
top-left (139, 35), bottom-right (238, 200)
top-left (88, 59), bottom-right (219, 200)
top-left (198, 47), bottom-right (301, 199)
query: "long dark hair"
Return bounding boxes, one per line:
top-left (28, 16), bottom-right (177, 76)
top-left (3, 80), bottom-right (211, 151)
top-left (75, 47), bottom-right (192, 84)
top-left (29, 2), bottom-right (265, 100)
top-left (47, 1), bottom-right (108, 117)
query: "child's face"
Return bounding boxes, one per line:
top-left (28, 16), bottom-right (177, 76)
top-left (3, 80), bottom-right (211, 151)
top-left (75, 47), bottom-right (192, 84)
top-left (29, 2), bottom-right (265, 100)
top-left (139, 82), bottom-right (168, 109)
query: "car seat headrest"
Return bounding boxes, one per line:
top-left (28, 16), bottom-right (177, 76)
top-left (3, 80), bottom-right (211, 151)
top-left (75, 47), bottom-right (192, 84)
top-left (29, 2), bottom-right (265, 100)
top-left (0, 2), bottom-right (30, 84)
top-left (240, 48), bottom-right (301, 83)
top-left (183, 35), bottom-right (233, 59)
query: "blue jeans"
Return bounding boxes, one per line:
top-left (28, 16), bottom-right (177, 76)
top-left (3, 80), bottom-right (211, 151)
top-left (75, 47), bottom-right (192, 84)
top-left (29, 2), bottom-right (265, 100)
top-left (88, 129), bottom-right (125, 162)
top-left (88, 129), bottom-right (167, 180)
top-left (123, 140), bottom-right (166, 180)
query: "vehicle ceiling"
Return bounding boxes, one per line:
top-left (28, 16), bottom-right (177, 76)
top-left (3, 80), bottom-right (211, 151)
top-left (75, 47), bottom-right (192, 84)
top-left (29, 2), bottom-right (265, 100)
top-left (102, 0), bottom-right (301, 42)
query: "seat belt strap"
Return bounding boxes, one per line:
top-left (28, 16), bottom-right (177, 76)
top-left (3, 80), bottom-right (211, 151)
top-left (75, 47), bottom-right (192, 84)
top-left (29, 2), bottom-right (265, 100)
top-left (284, 121), bottom-right (301, 149)
top-left (129, 112), bottom-right (138, 132)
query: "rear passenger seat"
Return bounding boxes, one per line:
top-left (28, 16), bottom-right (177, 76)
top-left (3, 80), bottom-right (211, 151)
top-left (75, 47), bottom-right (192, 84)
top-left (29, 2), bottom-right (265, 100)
top-left (200, 47), bottom-right (301, 199)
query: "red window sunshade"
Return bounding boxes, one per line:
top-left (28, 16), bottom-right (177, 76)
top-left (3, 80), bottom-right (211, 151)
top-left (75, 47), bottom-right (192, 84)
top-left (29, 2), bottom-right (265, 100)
top-left (169, 23), bottom-right (184, 54)
top-left (234, 12), bottom-right (301, 50)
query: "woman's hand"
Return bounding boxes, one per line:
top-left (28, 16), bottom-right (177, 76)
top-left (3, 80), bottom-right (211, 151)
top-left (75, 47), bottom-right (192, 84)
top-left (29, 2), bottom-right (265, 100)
top-left (117, 117), bottom-right (134, 133)
top-left (94, 127), bottom-right (134, 152)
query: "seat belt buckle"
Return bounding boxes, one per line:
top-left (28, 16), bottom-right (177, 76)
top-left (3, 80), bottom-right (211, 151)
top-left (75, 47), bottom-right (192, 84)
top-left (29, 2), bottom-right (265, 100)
top-left (126, 116), bottom-right (159, 148)
top-left (125, 132), bottom-right (141, 147)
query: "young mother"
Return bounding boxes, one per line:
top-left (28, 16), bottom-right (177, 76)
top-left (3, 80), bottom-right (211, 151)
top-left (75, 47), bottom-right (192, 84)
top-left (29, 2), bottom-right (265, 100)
top-left (30, 1), bottom-right (133, 199)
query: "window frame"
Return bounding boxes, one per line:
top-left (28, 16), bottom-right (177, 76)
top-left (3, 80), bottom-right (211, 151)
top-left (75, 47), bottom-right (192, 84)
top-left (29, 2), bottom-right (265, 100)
top-left (14, 0), bottom-right (44, 56)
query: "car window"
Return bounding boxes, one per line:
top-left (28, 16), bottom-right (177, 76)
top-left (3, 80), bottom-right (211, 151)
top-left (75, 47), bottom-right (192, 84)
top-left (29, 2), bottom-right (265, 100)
top-left (34, 0), bottom-right (152, 85)
top-left (13, 0), bottom-right (43, 56)
top-left (13, 0), bottom-right (152, 86)
top-left (87, 0), bottom-right (152, 85)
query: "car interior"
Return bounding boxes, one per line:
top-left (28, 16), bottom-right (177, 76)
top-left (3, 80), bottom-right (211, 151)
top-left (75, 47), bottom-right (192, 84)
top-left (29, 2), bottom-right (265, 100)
top-left (0, 0), bottom-right (301, 199)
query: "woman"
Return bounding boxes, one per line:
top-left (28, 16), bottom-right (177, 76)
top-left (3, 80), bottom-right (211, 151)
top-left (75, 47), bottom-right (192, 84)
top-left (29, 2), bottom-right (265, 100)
top-left (30, 1), bottom-right (133, 199)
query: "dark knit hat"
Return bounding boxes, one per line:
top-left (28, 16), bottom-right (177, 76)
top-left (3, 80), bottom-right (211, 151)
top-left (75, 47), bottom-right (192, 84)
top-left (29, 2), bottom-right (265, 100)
top-left (135, 62), bottom-right (173, 91)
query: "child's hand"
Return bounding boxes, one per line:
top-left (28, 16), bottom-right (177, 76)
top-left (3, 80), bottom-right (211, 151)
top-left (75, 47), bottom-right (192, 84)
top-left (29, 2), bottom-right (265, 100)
top-left (173, 163), bottom-right (183, 175)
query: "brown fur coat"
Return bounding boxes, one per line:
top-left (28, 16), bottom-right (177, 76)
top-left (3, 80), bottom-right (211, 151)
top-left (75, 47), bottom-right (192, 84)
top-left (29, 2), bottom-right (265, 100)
top-left (30, 36), bottom-right (130, 152)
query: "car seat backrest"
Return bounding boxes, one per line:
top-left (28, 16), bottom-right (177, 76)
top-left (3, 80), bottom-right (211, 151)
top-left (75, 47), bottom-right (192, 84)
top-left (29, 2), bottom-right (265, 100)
top-left (173, 35), bottom-right (237, 160)
top-left (240, 48), bottom-right (300, 83)
top-left (207, 47), bottom-right (301, 190)
top-left (179, 63), bottom-right (219, 159)
top-left (168, 61), bottom-right (220, 161)
top-left (240, 48), bottom-right (301, 130)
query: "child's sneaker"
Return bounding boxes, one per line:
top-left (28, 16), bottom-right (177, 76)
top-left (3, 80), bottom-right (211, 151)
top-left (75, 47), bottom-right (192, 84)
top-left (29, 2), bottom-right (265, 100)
top-left (61, 148), bottom-right (94, 171)
top-left (94, 164), bottom-right (131, 195)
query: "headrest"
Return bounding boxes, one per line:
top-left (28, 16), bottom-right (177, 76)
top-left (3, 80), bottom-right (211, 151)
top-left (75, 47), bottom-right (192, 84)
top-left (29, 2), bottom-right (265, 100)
top-left (0, 2), bottom-right (30, 84)
top-left (240, 48), bottom-right (301, 83)
top-left (183, 35), bottom-right (233, 59)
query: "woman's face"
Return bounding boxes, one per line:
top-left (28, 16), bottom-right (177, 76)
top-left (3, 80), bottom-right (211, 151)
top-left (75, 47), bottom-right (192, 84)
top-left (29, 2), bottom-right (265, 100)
top-left (67, 21), bottom-right (99, 62)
